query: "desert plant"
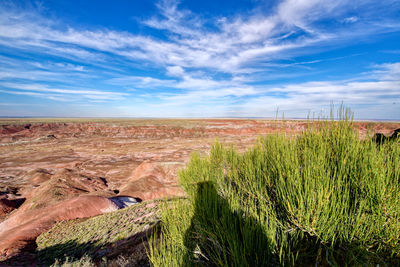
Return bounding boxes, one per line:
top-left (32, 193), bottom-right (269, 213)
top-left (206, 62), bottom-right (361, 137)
top-left (149, 108), bottom-right (400, 266)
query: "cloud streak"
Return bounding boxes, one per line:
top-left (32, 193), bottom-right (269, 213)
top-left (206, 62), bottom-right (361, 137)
top-left (2, 0), bottom-right (398, 73)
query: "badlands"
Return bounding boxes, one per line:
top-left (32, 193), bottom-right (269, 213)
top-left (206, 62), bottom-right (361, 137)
top-left (0, 119), bottom-right (399, 265)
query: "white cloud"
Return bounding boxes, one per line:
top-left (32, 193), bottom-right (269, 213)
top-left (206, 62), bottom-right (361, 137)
top-left (0, 82), bottom-right (128, 101)
top-left (118, 62), bottom-right (400, 119)
top-left (370, 62), bottom-right (400, 81)
top-left (0, 89), bottom-right (70, 101)
top-left (1, 0), bottom-right (396, 75)
top-left (343, 16), bottom-right (359, 23)
top-left (108, 76), bottom-right (176, 88)
top-left (277, 0), bottom-right (344, 31)
top-left (166, 66), bottom-right (185, 77)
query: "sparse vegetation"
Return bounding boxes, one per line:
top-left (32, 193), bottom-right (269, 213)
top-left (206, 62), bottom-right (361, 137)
top-left (36, 199), bottom-right (172, 266)
top-left (149, 108), bottom-right (400, 266)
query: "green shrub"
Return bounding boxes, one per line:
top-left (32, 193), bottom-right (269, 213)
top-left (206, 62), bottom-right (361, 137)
top-left (149, 109), bottom-right (400, 266)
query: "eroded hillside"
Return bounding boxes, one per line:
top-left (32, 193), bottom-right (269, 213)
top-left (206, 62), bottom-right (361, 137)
top-left (0, 119), bottom-right (399, 264)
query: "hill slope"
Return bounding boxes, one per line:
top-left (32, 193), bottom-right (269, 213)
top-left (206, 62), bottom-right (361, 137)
top-left (3, 199), bottom-right (179, 266)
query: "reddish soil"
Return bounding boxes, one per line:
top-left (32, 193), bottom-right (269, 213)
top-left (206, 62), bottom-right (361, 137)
top-left (0, 119), bottom-right (399, 261)
top-left (0, 195), bottom-right (120, 259)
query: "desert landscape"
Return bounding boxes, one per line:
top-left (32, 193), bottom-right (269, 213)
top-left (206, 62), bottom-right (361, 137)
top-left (1, 0), bottom-right (400, 266)
top-left (0, 118), bottom-right (399, 265)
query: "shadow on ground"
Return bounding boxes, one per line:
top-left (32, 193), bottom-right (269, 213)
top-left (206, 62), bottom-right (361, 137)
top-left (182, 181), bottom-right (275, 266)
top-left (1, 222), bottom-right (160, 266)
top-left (179, 181), bottom-right (400, 267)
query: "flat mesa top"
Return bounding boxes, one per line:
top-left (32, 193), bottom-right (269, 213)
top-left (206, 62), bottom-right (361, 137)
top-left (0, 117), bottom-right (399, 127)
top-left (0, 118), bottom-right (286, 127)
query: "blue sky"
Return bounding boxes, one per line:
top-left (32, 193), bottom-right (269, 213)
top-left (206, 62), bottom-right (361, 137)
top-left (0, 0), bottom-right (399, 119)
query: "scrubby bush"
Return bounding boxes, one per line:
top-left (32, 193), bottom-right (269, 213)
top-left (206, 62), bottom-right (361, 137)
top-left (149, 109), bottom-right (400, 266)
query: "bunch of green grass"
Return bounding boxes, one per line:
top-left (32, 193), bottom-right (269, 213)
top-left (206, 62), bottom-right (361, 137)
top-left (149, 108), bottom-right (400, 266)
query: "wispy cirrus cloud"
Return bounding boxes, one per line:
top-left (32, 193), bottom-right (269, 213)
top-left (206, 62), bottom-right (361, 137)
top-left (110, 62), bottom-right (400, 119)
top-left (1, 0), bottom-right (398, 73)
top-left (0, 81), bottom-right (128, 101)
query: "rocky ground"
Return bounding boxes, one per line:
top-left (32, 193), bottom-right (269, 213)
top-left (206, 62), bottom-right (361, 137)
top-left (0, 118), bottom-right (399, 265)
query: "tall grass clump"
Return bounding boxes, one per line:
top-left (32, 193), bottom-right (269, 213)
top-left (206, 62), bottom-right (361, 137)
top-left (149, 108), bottom-right (400, 266)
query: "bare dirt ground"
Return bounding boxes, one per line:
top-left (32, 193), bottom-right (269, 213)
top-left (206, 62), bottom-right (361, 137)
top-left (0, 118), bottom-right (399, 261)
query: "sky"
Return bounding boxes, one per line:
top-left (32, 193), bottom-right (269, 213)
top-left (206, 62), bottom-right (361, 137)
top-left (0, 0), bottom-right (399, 119)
